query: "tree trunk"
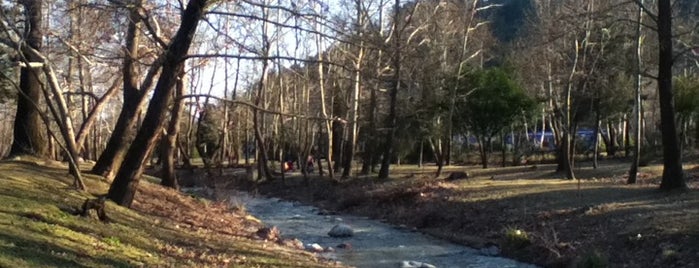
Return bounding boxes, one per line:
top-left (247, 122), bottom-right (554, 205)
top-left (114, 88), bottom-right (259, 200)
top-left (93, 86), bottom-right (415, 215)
top-left (107, 0), bottom-right (208, 207)
top-left (252, 61), bottom-right (274, 180)
top-left (378, 0), bottom-right (402, 179)
top-left (316, 24), bottom-right (334, 180)
top-left (428, 139), bottom-right (444, 177)
top-left (593, 115), bottom-right (600, 169)
top-left (92, 1), bottom-right (144, 179)
top-left (10, 0), bottom-right (47, 158)
top-left (623, 113), bottom-right (630, 157)
top-left (501, 132), bottom-right (507, 167)
top-left (603, 120), bottom-right (617, 156)
top-left (656, 0), bottom-right (686, 190)
top-left (478, 136), bottom-right (488, 169)
top-left (342, 26), bottom-right (363, 178)
top-left (418, 139), bottom-right (423, 168)
top-left (628, 1), bottom-right (643, 184)
top-left (40, 61), bottom-right (86, 190)
top-left (561, 132), bottom-right (575, 179)
top-left (160, 70), bottom-right (186, 190)
top-left (361, 81), bottom-right (378, 175)
top-left (332, 121), bottom-right (344, 172)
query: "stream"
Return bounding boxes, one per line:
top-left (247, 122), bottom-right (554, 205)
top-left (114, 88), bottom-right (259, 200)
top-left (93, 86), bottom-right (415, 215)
top-left (228, 191), bottom-right (538, 268)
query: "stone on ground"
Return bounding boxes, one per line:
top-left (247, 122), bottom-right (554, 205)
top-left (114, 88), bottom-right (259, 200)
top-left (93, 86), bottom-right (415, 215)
top-left (328, 224), bottom-right (354, 237)
top-left (401, 260), bottom-right (437, 268)
top-left (305, 243), bottom-right (324, 252)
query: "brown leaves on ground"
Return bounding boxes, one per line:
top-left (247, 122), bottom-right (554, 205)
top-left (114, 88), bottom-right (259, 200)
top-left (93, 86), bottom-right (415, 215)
top-left (132, 184), bottom-right (261, 237)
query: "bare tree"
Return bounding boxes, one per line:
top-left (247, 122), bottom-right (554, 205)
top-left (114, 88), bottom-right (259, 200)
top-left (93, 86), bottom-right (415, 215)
top-left (91, 0), bottom-right (148, 180)
top-left (340, 0), bottom-right (367, 179)
top-left (378, 0), bottom-right (401, 179)
top-left (107, 0), bottom-right (209, 207)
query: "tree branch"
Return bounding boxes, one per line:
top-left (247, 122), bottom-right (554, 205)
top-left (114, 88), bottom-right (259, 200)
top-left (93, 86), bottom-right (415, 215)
top-left (178, 94), bottom-right (351, 124)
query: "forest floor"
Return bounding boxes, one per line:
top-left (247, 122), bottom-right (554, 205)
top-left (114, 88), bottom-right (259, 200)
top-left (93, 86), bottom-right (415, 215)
top-left (0, 157), bottom-right (338, 267)
top-left (253, 158), bottom-right (699, 268)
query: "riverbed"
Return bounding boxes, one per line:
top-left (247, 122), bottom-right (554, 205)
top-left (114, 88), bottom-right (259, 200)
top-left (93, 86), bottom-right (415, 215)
top-left (230, 191), bottom-right (537, 268)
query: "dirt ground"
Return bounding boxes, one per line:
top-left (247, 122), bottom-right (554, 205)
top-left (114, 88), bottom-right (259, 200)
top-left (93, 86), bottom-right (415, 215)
top-left (249, 159), bottom-right (699, 267)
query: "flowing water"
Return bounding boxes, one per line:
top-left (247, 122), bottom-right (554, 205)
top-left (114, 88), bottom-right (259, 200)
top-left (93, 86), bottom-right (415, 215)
top-left (229, 191), bottom-right (538, 268)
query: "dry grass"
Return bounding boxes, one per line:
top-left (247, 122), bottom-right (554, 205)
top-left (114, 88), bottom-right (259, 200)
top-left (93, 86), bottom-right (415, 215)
top-left (256, 159), bottom-right (699, 267)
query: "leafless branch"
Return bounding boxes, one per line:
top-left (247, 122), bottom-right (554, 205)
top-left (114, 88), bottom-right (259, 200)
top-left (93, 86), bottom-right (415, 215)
top-left (179, 94), bottom-right (352, 124)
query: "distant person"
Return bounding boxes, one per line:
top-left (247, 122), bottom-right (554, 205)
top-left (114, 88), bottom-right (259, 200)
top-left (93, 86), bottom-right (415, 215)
top-left (283, 154), bottom-right (294, 172)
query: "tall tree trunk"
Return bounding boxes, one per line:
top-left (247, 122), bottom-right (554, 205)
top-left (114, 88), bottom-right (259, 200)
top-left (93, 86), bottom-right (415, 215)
top-left (562, 36), bottom-right (579, 180)
top-left (107, 0), bottom-right (208, 207)
top-left (656, 0), bottom-right (686, 190)
top-left (501, 131), bottom-right (507, 167)
top-left (478, 136), bottom-right (488, 169)
top-left (251, 3), bottom-right (275, 181)
top-left (332, 121), bottom-right (344, 172)
top-left (360, 2), bottom-right (386, 176)
top-left (593, 111), bottom-right (601, 169)
top-left (40, 60), bottom-right (86, 190)
top-left (160, 70), bottom-right (186, 190)
top-left (623, 113), bottom-right (630, 157)
top-left (315, 17), bottom-right (334, 180)
top-left (428, 139), bottom-right (444, 177)
top-left (361, 71), bottom-right (379, 175)
top-left (277, 50), bottom-right (286, 184)
top-left (343, 14), bottom-right (363, 178)
top-left (378, 0), bottom-right (402, 179)
top-left (10, 0), bottom-right (47, 158)
top-left (446, 0), bottom-right (482, 166)
top-left (252, 62), bottom-right (274, 180)
top-left (92, 0), bottom-right (144, 179)
top-left (418, 139), bottom-right (424, 168)
top-left (603, 120), bottom-right (617, 156)
top-left (628, 1), bottom-right (644, 184)
top-left (219, 57), bottom-right (231, 166)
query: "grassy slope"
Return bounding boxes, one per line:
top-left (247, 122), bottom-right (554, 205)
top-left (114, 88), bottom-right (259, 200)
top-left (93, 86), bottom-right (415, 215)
top-left (0, 158), bottom-right (332, 268)
top-left (257, 160), bottom-right (699, 267)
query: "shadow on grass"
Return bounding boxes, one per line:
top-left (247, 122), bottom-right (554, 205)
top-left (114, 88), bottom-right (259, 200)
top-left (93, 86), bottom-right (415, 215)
top-left (0, 232), bottom-right (131, 268)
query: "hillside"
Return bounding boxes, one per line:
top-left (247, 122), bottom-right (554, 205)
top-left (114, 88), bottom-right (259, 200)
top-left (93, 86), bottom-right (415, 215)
top-left (0, 158), bottom-right (334, 267)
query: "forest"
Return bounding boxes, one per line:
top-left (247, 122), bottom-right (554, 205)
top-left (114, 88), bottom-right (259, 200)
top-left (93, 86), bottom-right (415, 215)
top-left (0, 0), bottom-right (698, 267)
